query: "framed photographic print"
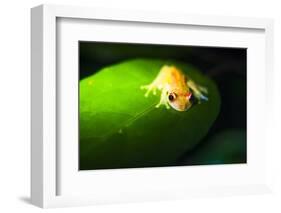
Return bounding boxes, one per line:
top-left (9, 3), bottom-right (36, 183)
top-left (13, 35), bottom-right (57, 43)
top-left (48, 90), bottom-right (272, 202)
top-left (31, 4), bottom-right (274, 208)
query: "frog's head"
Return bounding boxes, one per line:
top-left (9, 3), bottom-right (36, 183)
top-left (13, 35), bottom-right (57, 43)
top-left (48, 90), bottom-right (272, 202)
top-left (167, 90), bottom-right (193, 111)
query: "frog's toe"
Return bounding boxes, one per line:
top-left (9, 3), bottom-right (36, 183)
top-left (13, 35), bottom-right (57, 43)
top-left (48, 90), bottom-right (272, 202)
top-left (165, 103), bottom-right (170, 109)
top-left (144, 92), bottom-right (149, 97)
top-left (140, 85), bottom-right (147, 90)
top-left (198, 94), bottom-right (208, 102)
top-left (198, 86), bottom-right (208, 94)
top-left (201, 95), bottom-right (208, 101)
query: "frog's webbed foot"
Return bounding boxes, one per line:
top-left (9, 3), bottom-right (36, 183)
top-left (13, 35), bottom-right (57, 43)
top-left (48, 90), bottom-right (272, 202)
top-left (140, 84), bottom-right (157, 97)
top-left (155, 101), bottom-right (170, 109)
top-left (187, 80), bottom-right (208, 103)
top-left (155, 90), bottom-right (170, 109)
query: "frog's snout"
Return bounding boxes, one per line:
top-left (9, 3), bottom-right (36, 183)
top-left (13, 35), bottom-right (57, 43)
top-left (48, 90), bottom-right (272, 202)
top-left (173, 102), bottom-right (192, 112)
top-left (168, 93), bottom-right (193, 112)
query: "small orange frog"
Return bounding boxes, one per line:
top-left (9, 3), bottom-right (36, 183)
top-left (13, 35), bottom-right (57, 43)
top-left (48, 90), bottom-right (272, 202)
top-left (141, 65), bottom-right (208, 111)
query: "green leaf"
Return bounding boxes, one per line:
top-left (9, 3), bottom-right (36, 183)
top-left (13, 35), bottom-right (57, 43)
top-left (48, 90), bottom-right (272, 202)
top-left (79, 59), bottom-right (221, 170)
top-left (180, 130), bottom-right (246, 165)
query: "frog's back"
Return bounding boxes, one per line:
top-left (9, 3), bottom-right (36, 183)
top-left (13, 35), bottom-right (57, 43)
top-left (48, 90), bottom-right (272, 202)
top-left (164, 66), bottom-right (187, 89)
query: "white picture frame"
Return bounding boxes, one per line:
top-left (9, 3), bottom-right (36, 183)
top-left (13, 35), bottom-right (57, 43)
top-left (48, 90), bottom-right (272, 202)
top-left (31, 4), bottom-right (274, 208)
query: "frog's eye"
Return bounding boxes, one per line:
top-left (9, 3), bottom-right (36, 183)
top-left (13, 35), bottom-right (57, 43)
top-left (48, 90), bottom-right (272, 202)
top-left (168, 92), bottom-right (177, 102)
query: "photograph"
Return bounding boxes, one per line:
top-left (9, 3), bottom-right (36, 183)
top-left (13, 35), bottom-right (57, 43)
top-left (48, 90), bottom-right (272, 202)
top-left (79, 41), bottom-right (247, 170)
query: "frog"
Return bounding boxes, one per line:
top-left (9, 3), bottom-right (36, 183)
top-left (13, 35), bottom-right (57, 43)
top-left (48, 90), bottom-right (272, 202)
top-left (140, 65), bottom-right (208, 111)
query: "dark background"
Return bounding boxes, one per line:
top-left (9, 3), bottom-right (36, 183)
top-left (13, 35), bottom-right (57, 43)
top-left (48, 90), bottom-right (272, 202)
top-left (79, 41), bottom-right (247, 165)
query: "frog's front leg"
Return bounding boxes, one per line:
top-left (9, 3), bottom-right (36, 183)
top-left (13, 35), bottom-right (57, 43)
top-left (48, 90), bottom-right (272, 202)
top-left (187, 80), bottom-right (208, 102)
top-left (140, 82), bottom-right (159, 97)
top-left (155, 89), bottom-right (170, 109)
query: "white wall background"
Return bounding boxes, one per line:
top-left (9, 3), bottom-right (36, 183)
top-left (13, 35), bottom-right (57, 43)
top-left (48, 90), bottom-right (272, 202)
top-left (0, 0), bottom-right (280, 212)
